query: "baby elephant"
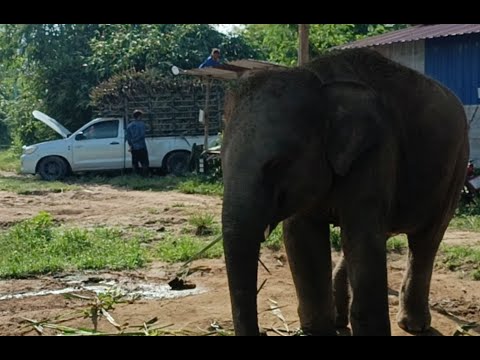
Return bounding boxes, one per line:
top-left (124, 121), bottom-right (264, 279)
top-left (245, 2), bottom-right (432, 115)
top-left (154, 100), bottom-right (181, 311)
top-left (221, 48), bottom-right (469, 336)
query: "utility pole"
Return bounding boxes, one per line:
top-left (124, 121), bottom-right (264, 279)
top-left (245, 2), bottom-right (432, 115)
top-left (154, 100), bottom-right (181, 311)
top-left (298, 24), bottom-right (310, 66)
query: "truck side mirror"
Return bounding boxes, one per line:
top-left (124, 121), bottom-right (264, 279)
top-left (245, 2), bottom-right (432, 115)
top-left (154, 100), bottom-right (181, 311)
top-left (75, 132), bottom-right (86, 141)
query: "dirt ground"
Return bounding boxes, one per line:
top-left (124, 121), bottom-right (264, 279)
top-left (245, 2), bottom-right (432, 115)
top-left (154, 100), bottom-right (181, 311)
top-left (0, 178), bottom-right (479, 336)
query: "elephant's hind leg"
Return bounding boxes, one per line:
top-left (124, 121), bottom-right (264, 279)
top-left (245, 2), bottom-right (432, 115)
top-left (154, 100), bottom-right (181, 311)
top-left (283, 214), bottom-right (336, 336)
top-left (397, 225), bottom-right (446, 333)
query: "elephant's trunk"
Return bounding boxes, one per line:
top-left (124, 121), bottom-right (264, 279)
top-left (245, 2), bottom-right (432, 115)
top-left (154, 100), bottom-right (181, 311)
top-left (222, 177), bottom-right (270, 336)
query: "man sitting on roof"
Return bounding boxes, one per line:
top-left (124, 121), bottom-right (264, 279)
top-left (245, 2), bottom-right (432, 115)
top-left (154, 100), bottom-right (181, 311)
top-left (199, 48), bottom-right (222, 68)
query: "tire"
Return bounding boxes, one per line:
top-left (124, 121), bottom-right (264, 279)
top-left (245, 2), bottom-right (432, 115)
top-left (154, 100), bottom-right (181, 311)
top-left (164, 151), bottom-right (191, 176)
top-left (37, 156), bottom-right (68, 181)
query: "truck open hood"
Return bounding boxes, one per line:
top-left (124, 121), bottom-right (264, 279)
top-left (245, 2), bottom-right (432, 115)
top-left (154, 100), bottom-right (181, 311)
top-left (32, 110), bottom-right (72, 139)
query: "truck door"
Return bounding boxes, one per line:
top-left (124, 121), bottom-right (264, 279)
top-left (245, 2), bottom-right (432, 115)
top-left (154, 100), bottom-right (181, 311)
top-left (72, 119), bottom-right (125, 170)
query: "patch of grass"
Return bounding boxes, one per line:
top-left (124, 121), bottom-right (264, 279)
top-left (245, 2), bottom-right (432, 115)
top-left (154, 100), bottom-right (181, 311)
top-left (330, 226), bottom-right (342, 251)
top-left (146, 207), bottom-right (160, 215)
top-left (177, 214), bottom-right (220, 237)
top-left (263, 225), bottom-right (344, 252)
top-left (91, 174), bottom-right (183, 191)
top-left (0, 149), bottom-right (20, 172)
top-left (0, 171), bottom-right (222, 197)
top-left (328, 227), bottom-right (407, 253)
top-left (263, 225), bottom-right (408, 254)
top-left (387, 235), bottom-right (408, 253)
top-left (77, 174), bottom-right (223, 197)
top-left (438, 244), bottom-right (480, 280)
top-left (473, 270), bottom-right (480, 281)
top-left (177, 178), bottom-right (223, 196)
top-left (449, 215), bottom-right (480, 232)
top-left (0, 212), bottom-right (146, 278)
top-left (262, 225), bottom-right (346, 252)
top-left (124, 227), bottom-right (157, 244)
top-left (264, 225), bottom-right (284, 251)
top-left (0, 176), bottom-right (78, 194)
top-left (188, 213), bottom-right (217, 236)
top-left (189, 213), bottom-right (215, 229)
top-left (456, 200), bottom-right (480, 216)
top-left (155, 234), bottom-right (223, 263)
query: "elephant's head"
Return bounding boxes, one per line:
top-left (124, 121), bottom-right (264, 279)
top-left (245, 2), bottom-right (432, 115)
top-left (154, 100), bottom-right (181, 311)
top-left (221, 68), bottom-right (385, 336)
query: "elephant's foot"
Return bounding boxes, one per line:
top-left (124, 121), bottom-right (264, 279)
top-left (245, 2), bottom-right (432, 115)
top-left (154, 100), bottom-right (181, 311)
top-left (301, 327), bottom-right (337, 336)
top-left (298, 313), bottom-right (336, 336)
top-left (396, 307), bottom-right (432, 333)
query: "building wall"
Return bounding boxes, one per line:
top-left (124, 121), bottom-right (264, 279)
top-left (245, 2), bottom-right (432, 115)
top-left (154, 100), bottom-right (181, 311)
top-left (425, 33), bottom-right (480, 105)
top-left (373, 38), bottom-right (480, 161)
top-left (424, 34), bottom-right (480, 161)
top-left (466, 105), bottom-right (480, 161)
top-left (374, 40), bottom-right (425, 74)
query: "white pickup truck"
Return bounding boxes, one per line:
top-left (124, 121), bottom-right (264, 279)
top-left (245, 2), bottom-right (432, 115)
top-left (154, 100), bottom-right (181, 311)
top-left (20, 111), bottom-right (214, 180)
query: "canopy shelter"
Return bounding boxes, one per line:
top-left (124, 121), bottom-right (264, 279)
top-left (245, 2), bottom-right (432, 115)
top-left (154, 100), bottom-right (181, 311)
top-left (172, 59), bottom-right (286, 150)
top-left (177, 59), bottom-right (286, 80)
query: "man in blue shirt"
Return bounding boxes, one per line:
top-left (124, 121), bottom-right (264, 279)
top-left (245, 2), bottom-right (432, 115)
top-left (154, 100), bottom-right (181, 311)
top-left (199, 48), bottom-right (221, 68)
top-left (126, 109), bottom-right (149, 176)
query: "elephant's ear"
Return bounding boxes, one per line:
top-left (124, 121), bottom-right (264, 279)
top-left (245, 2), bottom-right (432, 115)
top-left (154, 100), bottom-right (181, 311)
top-left (324, 81), bottom-right (384, 176)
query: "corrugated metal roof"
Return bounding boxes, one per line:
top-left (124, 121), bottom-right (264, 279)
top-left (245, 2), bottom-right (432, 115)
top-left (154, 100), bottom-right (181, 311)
top-left (181, 59), bottom-right (286, 80)
top-left (336, 24), bottom-right (480, 49)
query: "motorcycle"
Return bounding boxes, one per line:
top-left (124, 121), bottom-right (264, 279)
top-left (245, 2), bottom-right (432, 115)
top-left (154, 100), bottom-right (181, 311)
top-left (461, 160), bottom-right (480, 204)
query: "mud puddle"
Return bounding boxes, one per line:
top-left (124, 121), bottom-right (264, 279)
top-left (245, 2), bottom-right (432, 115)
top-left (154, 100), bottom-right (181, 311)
top-left (0, 274), bottom-right (206, 301)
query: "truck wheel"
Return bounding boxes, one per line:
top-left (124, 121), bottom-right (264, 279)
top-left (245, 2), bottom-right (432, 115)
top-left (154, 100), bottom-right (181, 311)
top-left (164, 151), bottom-right (191, 176)
top-left (38, 156), bottom-right (68, 181)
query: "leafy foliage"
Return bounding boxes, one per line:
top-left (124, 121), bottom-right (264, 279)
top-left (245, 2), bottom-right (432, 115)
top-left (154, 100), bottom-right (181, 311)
top-left (0, 149), bottom-right (20, 172)
top-left (0, 24), bottom-right (256, 148)
top-left (240, 24), bottom-right (409, 66)
top-left (0, 25), bottom-right (101, 130)
top-left (0, 23), bottom-right (407, 149)
top-left (241, 24), bottom-right (298, 65)
top-left (88, 24), bottom-right (259, 79)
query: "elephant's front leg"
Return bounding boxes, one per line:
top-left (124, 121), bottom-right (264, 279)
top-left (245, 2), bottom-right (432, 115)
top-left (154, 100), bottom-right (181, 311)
top-left (283, 214), bottom-right (335, 336)
top-left (341, 218), bottom-right (390, 336)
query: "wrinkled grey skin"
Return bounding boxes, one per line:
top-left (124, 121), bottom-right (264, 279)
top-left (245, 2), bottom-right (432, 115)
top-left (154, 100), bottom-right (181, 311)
top-left (221, 48), bottom-right (469, 336)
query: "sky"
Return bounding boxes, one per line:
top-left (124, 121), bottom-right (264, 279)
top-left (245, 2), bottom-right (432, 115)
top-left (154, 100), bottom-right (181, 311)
top-left (213, 24), bottom-right (243, 34)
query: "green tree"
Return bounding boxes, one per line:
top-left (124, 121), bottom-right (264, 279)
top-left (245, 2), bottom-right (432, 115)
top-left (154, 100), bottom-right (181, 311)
top-left (88, 24), bottom-right (259, 78)
top-left (240, 24), bottom-right (409, 66)
top-left (1, 24), bottom-right (258, 148)
top-left (0, 24), bottom-right (101, 146)
top-left (241, 24), bottom-right (297, 65)
top-left (6, 24), bottom-right (400, 149)
top-left (352, 24), bottom-right (409, 37)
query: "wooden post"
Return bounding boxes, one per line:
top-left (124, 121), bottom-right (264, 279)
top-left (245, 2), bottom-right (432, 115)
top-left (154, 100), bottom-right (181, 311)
top-left (203, 78), bottom-right (211, 151)
top-left (298, 24), bottom-right (310, 66)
